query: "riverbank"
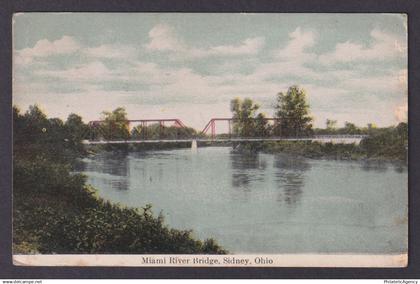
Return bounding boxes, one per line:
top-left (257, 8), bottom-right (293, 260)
top-left (86, 139), bottom-right (407, 163)
top-left (259, 125), bottom-right (408, 162)
top-left (14, 151), bottom-right (227, 254)
top-left (83, 140), bottom-right (237, 155)
top-left (259, 141), bottom-right (406, 162)
top-left (224, 122), bottom-right (408, 162)
top-left (86, 122), bottom-right (408, 163)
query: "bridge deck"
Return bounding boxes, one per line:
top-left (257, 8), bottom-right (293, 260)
top-left (83, 135), bottom-right (367, 145)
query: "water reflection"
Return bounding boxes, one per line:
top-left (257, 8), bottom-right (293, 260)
top-left (274, 154), bottom-right (310, 206)
top-left (80, 147), bottom-right (408, 254)
top-left (83, 152), bottom-right (130, 190)
top-left (109, 178), bottom-right (129, 191)
top-left (393, 163), bottom-right (407, 173)
top-left (360, 160), bottom-right (388, 173)
top-left (92, 152), bottom-right (130, 177)
top-left (72, 158), bottom-right (87, 172)
top-left (230, 152), bottom-right (266, 189)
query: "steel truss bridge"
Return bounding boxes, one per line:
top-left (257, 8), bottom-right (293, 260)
top-left (82, 117), bottom-right (368, 145)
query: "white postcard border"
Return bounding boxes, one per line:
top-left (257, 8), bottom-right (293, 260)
top-left (13, 254), bottom-right (408, 268)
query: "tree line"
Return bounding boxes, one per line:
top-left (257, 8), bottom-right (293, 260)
top-left (230, 85), bottom-right (313, 137)
top-left (229, 85), bottom-right (407, 160)
top-left (16, 85), bottom-right (404, 143)
top-left (229, 85), bottom-right (408, 139)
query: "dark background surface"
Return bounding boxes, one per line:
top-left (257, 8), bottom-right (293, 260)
top-left (0, 0), bottom-right (419, 279)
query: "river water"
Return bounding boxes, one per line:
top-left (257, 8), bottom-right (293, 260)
top-left (79, 147), bottom-right (407, 254)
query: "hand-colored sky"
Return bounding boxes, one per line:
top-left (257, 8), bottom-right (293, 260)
top-left (13, 13), bottom-right (407, 130)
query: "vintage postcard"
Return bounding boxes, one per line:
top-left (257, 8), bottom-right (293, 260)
top-left (12, 13), bottom-right (408, 267)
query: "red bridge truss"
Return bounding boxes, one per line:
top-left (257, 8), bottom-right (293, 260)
top-left (201, 117), bottom-right (281, 138)
top-left (87, 119), bottom-right (187, 140)
top-left (86, 117), bottom-right (283, 141)
top-left (83, 117), bottom-right (368, 144)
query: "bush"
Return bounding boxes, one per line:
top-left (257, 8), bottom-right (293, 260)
top-left (13, 157), bottom-right (226, 254)
top-left (262, 123), bottom-right (407, 162)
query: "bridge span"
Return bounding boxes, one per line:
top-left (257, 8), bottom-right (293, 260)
top-left (82, 135), bottom-right (368, 145)
top-left (84, 117), bottom-right (368, 146)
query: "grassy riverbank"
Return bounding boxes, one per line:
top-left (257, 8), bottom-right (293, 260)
top-left (260, 123), bottom-right (408, 162)
top-left (13, 106), bottom-right (226, 254)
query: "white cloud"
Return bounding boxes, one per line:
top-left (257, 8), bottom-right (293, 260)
top-left (319, 28), bottom-right (406, 65)
top-left (14, 36), bottom-right (138, 65)
top-left (84, 44), bottom-right (137, 59)
top-left (15, 36), bottom-right (80, 64)
top-left (203, 37), bottom-right (265, 57)
top-left (274, 27), bottom-right (316, 63)
top-left (303, 84), bottom-right (350, 100)
top-left (252, 60), bottom-right (320, 82)
top-left (13, 23), bottom-right (407, 128)
top-left (341, 69), bottom-right (407, 93)
top-left (144, 23), bottom-right (265, 58)
top-left (144, 24), bottom-right (185, 52)
top-left (244, 28), bottom-right (319, 82)
top-left (35, 61), bottom-right (114, 82)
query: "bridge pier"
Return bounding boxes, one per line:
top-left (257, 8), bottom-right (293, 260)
top-left (191, 139), bottom-right (198, 151)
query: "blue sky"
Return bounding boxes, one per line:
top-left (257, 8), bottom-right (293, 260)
top-left (13, 13), bottom-right (407, 129)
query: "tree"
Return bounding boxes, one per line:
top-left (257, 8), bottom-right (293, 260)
top-left (326, 119), bottom-right (337, 132)
top-left (13, 106), bottom-right (26, 145)
top-left (13, 104), bottom-right (83, 163)
top-left (343, 122), bottom-right (360, 134)
top-left (367, 123), bottom-right (377, 130)
top-left (25, 104), bottom-right (48, 124)
top-left (396, 122), bottom-right (408, 140)
top-left (131, 124), bottom-right (196, 140)
top-left (19, 105), bottom-right (50, 143)
top-left (274, 86), bottom-right (313, 137)
top-left (360, 123), bottom-right (408, 160)
top-left (254, 113), bottom-right (270, 137)
top-left (65, 114), bottom-right (87, 138)
top-left (47, 118), bottom-right (66, 141)
top-left (230, 98), bottom-right (266, 137)
top-left (100, 107), bottom-right (130, 140)
top-left (65, 113), bottom-right (88, 151)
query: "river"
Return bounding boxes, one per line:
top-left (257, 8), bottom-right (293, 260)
top-left (78, 147), bottom-right (407, 254)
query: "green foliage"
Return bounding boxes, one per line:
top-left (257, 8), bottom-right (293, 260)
top-left (326, 119), bottom-right (337, 131)
top-left (360, 122), bottom-right (407, 160)
top-left (254, 113), bottom-right (271, 137)
top-left (131, 123), bottom-right (197, 140)
top-left (343, 122), bottom-right (362, 135)
top-left (65, 113), bottom-right (89, 151)
top-left (99, 107), bottom-right (131, 140)
top-left (13, 158), bottom-right (226, 254)
top-left (24, 198), bottom-right (226, 254)
top-left (263, 123), bottom-right (408, 161)
top-left (13, 106), bottom-right (87, 163)
top-left (274, 86), bottom-right (313, 137)
top-left (13, 105), bottom-right (226, 254)
top-left (230, 97), bottom-right (268, 137)
top-left (14, 105), bottom-right (48, 145)
top-left (262, 141), bottom-right (363, 160)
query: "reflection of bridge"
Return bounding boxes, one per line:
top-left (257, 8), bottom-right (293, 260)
top-left (83, 117), bottom-right (368, 146)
